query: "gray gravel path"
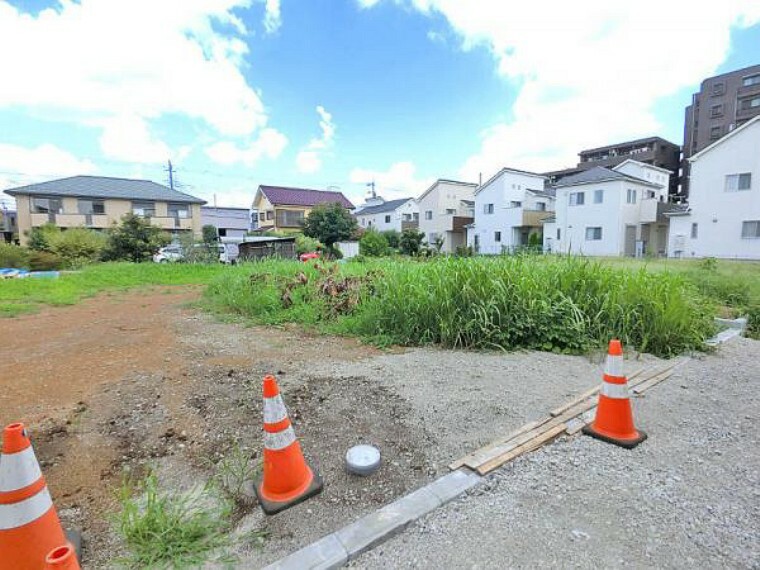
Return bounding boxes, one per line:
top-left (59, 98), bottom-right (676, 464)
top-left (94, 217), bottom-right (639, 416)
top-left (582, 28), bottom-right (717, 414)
top-left (352, 337), bottom-right (760, 569)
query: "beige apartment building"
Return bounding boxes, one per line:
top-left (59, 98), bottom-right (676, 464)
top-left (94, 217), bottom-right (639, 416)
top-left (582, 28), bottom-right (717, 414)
top-left (4, 175), bottom-right (206, 245)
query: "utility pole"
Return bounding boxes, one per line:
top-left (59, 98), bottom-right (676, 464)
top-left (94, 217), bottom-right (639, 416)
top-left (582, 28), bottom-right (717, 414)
top-left (165, 159), bottom-right (176, 190)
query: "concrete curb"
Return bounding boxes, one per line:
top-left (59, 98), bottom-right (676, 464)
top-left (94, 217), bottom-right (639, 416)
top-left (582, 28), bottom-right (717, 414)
top-left (262, 469), bottom-right (482, 570)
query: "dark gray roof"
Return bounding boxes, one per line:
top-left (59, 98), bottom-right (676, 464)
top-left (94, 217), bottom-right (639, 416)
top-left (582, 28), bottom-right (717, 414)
top-left (527, 188), bottom-right (556, 198)
top-left (553, 166), bottom-right (659, 189)
top-left (354, 198), bottom-right (413, 216)
top-left (4, 175), bottom-right (206, 204)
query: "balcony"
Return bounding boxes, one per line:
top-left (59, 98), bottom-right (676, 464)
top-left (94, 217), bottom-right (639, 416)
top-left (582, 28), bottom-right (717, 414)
top-left (401, 220), bottom-right (419, 231)
top-left (149, 216), bottom-right (193, 230)
top-left (522, 209), bottom-right (553, 227)
top-left (640, 199), bottom-right (679, 224)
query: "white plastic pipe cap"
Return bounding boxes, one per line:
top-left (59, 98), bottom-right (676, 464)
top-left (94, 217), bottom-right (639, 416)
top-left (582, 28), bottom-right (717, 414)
top-left (345, 444), bottom-right (381, 476)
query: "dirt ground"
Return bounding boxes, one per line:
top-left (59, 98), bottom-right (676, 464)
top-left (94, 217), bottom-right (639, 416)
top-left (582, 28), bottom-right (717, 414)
top-left (0, 286), bottom-right (665, 568)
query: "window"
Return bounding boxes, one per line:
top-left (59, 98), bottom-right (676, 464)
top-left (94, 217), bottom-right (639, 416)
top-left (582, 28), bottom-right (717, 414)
top-left (259, 212), bottom-right (265, 222)
top-left (740, 96), bottom-right (760, 110)
top-left (132, 201), bottom-right (155, 217)
top-left (77, 199), bottom-right (105, 215)
top-left (709, 126), bottom-right (722, 140)
top-left (725, 173), bottom-right (752, 191)
top-left (626, 189), bottom-right (637, 204)
top-left (646, 190), bottom-right (656, 199)
top-left (31, 197), bottom-right (63, 214)
top-left (218, 228), bottom-right (227, 237)
top-left (569, 192), bottom-right (585, 206)
top-left (445, 208), bottom-right (456, 215)
top-left (402, 213), bottom-right (411, 221)
top-left (742, 74), bottom-right (760, 87)
top-left (413, 212), bottom-right (419, 221)
top-left (384, 215), bottom-right (391, 223)
top-left (484, 203), bottom-right (494, 214)
top-left (710, 104), bottom-right (724, 118)
top-left (509, 201), bottom-right (522, 208)
top-left (266, 211), bottom-right (274, 221)
top-left (742, 221), bottom-right (760, 238)
top-left (585, 227), bottom-right (602, 240)
top-left (556, 228), bottom-right (561, 240)
top-left (494, 231), bottom-right (501, 243)
top-left (275, 209), bottom-right (305, 227)
top-left (593, 190), bottom-right (604, 204)
top-left (536, 202), bottom-right (546, 211)
top-left (168, 203), bottom-right (190, 218)
top-left (425, 210), bottom-right (433, 220)
top-left (711, 82), bottom-right (725, 96)
top-left (691, 223), bottom-right (698, 239)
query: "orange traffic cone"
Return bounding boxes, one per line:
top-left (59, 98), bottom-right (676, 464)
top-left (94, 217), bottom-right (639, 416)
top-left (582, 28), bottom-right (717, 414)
top-left (0, 422), bottom-right (68, 570)
top-left (44, 544), bottom-right (81, 570)
top-left (254, 375), bottom-right (323, 515)
top-left (583, 340), bottom-right (648, 449)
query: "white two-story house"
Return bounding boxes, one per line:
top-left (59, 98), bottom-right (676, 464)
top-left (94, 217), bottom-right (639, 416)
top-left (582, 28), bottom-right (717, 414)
top-left (545, 161), bottom-right (670, 256)
top-left (417, 179), bottom-right (478, 253)
top-left (668, 115), bottom-right (760, 259)
top-left (354, 197), bottom-right (419, 233)
top-left (467, 168), bottom-right (554, 254)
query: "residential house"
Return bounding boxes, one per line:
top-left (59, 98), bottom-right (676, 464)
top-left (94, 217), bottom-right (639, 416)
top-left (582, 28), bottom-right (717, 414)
top-left (667, 115), bottom-right (760, 260)
top-left (1, 199), bottom-right (17, 243)
top-left (545, 161), bottom-right (671, 256)
top-left (467, 168), bottom-right (553, 254)
top-left (417, 179), bottom-right (478, 253)
top-left (252, 185), bottom-right (354, 233)
top-left (354, 198), bottom-right (419, 233)
top-left (201, 206), bottom-right (251, 238)
top-left (3, 175), bottom-right (206, 246)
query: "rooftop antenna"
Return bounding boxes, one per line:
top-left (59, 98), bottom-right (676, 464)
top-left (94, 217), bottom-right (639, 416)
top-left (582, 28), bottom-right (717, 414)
top-left (366, 180), bottom-right (376, 198)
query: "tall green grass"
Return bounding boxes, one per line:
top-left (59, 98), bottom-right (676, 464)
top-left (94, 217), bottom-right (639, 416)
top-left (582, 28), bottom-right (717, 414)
top-left (206, 256), bottom-right (715, 357)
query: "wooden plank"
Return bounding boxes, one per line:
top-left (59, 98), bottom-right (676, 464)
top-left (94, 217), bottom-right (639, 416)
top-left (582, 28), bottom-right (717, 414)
top-left (476, 423), bottom-right (567, 475)
top-left (565, 408), bottom-right (596, 435)
top-left (448, 420), bottom-right (539, 471)
top-left (632, 370), bottom-right (673, 395)
top-left (449, 361), bottom-right (678, 473)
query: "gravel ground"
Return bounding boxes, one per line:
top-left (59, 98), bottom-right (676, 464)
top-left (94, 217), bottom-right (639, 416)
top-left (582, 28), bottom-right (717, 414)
top-left (353, 337), bottom-right (760, 569)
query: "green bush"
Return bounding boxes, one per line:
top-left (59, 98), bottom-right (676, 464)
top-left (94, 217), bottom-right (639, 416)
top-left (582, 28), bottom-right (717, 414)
top-left (102, 213), bottom-right (171, 262)
top-left (746, 304), bottom-right (760, 340)
top-left (295, 234), bottom-right (323, 255)
top-left (48, 228), bottom-right (107, 268)
top-left (399, 229), bottom-right (424, 256)
top-left (26, 223), bottom-right (60, 252)
top-left (28, 251), bottom-right (63, 271)
top-left (381, 230), bottom-right (400, 250)
top-left (359, 229), bottom-right (389, 257)
top-left (0, 243), bottom-right (30, 268)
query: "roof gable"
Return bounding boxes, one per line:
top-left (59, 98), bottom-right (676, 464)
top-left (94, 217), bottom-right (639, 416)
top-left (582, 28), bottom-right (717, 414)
top-left (3, 175), bottom-right (206, 204)
top-left (689, 115), bottom-right (760, 162)
top-left (258, 185), bottom-right (354, 209)
top-left (553, 166), bottom-right (660, 189)
top-left (354, 198), bottom-right (413, 216)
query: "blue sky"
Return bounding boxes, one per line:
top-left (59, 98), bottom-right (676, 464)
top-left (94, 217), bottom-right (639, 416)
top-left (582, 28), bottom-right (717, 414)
top-left (0, 0), bottom-right (758, 207)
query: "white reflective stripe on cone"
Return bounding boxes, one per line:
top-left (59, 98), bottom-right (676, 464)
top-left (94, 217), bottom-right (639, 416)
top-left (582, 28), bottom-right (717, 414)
top-left (601, 382), bottom-right (629, 399)
top-left (605, 354), bottom-right (624, 378)
top-left (264, 426), bottom-right (296, 451)
top-left (0, 487), bottom-right (53, 530)
top-left (263, 395), bottom-right (289, 425)
top-left (0, 446), bottom-right (43, 492)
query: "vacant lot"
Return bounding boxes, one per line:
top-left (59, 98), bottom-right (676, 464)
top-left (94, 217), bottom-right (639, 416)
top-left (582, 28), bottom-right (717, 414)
top-left (1, 259), bottom-right (758, 568)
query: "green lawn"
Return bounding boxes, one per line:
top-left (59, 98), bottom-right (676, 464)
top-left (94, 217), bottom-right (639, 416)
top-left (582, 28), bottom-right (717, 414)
top-left (0, 262), bottom-right (228, 316)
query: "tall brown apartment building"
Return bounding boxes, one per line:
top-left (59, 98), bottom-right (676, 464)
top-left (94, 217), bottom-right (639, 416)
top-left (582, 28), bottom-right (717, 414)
top-left (545, 136), bottom-right (681, 198)
top-left (682, 64), bottom-right (760, 196)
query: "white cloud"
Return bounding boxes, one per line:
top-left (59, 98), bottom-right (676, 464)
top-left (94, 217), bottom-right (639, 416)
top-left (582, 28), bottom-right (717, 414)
top-left (0, 144), bottom-right (96, 191)
top-left (205, 128), bottom-right (288, 165)
top-left (360, 1), bottom-right (760, 178)
top-left (261, 0), bottom-right (282, 33)
top-left (349, 161), bottom-right (433, 201)
top-left (0, 1), bottom-right (274, 163)
top-left (295, 106), bottom-right (336, 173)
top-left (98, 115), bottom-right (172, 164)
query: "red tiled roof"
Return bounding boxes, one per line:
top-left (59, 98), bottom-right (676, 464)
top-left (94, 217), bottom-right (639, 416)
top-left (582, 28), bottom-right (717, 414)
top-left (259, 185), bottom-right (354, 209)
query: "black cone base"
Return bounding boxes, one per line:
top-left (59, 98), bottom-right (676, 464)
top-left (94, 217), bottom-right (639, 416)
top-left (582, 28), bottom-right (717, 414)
top-left (582, 424), bottom-right (648, 449)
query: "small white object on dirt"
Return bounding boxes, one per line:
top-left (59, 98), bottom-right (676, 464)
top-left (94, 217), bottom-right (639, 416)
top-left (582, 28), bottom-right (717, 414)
top-left (346, 444), bottom-right (381, 476)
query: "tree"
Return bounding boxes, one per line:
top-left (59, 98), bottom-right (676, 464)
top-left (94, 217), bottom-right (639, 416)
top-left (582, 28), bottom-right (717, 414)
top-left (302, 203), bottom-right (357, 255)
top-left (359, 229), bottom-right (389, 257)
top-left (48, 227), bottom-right (107, 267)
top-left (102, 213), bottom-right (171, 262)
top-left (381, 229), bottom-right (400, 250)
top-left (399, 229), bottom-right (424, 256)
top-left (202, 225), bottom-right (219, 245)
top-left (26, 223), bottom-right (60, 251)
